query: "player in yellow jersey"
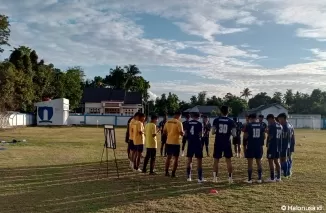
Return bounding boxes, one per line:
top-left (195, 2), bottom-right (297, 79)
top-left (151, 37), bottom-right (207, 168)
top-left (142, 114), bottom-right (159, 174)
top-left (132, 113), bottom-right (146, 172)
top-left (163, 111), bottom-right (184, 178)
top-left (128, 112), bottom-right (139, 169)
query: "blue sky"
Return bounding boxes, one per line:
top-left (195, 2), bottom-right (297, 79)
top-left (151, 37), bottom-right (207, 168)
top-left (1, 0), bottom-right (326, 101)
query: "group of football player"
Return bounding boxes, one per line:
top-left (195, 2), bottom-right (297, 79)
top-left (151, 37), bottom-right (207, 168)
top-left (126, 105), bottom-right (295, 184)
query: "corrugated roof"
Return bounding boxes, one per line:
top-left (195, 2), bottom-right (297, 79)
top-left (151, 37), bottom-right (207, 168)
top-left (81, 88), bottom-right (142, 104)
top-left (184, 105), bottom-right (218, 113)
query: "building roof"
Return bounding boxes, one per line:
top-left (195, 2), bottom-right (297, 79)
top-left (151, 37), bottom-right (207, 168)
top-left (81, 88), bottom-right (142, 104)
top-left (184, 105), bottom-right (218, 114)
top-left (240, 103), bottom-right (287, 117)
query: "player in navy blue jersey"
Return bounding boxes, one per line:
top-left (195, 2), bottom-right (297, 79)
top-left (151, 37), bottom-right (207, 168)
top-left (242, 115), bottom-right (249, 157)
top-left (159, 114), bottom-right (168, 156)
top-left (258, 115), bottom-right (267, 147)
top-left (212, 105), bottom-right (236, 183)
top-left (288, 122), bottom-right (295, 176)
top-left (202, 115), bottom-right (211, 157)
top-left (232, 117), bottom-right (242, 158)
top-left (186, 112), bottom-right (205, 183)
top-left (277, 113), bottom-right (293, 177)
top-left (181, 114), bottom-right (191, 157)
top-left (243, 114), bottom-right (264, 183)
top-left (266, 114), bottom-right (283, 182)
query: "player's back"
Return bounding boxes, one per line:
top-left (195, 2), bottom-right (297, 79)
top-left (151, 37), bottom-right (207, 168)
top-left (187, 120), bottom-right (202, 145)
top-left (213, 116), bottom-right (234, 144)
top-left (164, 118), bottom-right (183, 144)
top-left (268, 122), bottom-right (283, 151)
top-left (182, 120), bottom-right (190, 133)
top-left (145, 122), bottom-right (157, 148)
top-left (247, 122), bottom-right (263, 148)
top-left (281, 122), bottom-right (292, 149)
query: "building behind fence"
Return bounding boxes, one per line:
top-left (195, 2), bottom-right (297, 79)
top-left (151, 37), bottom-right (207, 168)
top-left (1, 112), bottom-right (325, 129)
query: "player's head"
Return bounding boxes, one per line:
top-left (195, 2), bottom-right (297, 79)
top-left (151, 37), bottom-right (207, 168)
top-left (151, 114), bottom-right (158, 124)
top-left (266, 114), bottom-right (275, 124)
top-left (233, 117), bottom-right (238, 122)
top-left (277, 113), bottom-right (287, 124)
top-left (191, 112), bottom-right (200, 120)
top-left (220, 105), bottom-right (229, 116)
top-left (138, 112), bottom-right (146, 122)
top-left (258, 114), bottom-right (264, 122)
top-left (185, 113), bottom-right (191, 120)
top-left (133, 112), bottom-right (140, 120)
top-left (203, 115), bottom-right (208, 122)
top-left (174, 111), bottom-right (182, 120)
top-left (249, 113), bottom-right (257, 122)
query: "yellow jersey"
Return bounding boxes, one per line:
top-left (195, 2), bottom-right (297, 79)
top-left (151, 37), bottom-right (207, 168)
top-left (129, 118), bottom-right (135, 140)
top-left (145, 122), bottom-right (157, 148)
top-left (133, 121), bottom-right (145, 145)
top-left (164, 118), bottom-right (183, 145)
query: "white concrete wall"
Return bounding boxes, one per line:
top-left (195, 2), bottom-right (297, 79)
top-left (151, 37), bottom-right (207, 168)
top-left (6, 113), bottom-right (35, 126)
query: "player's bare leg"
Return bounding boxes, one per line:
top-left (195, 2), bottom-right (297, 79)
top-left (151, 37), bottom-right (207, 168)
top-left (256, 158), bottom-right (262, 183)
top-left (197, 157), bottom-right (204, 183)
top-left (266, 159), bottom-right (276, 182)
top-left (213, 158), bottom-right (219, 182)
top-left (165, 155), bottom-right (172, 176)
top-left (186, 157), bottom-right (193, 181)
top-left (274, 158), bottom-right (281, 181)
top-left (225, 158), bottom-right (233, 183)
top-left (246, 158), bottom-right (253, 183)
top-left (171, 156), bottom-right (179, 177)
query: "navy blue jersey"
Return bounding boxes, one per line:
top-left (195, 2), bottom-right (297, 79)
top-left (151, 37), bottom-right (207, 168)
top-left (259, 122), bottom-right (267, 144)
top-left (289, 122), bottom-right (295, 151)
top-left (281, 122), bottom-right (292, 151)
top-left (183, 120), bottom-right (190, 132)
top-left (235, 122), bottom-right (242, 137)
top-left (213, 116), bottom-right (236, 144)
top-left (203, 122), bottom-right (211, 138)
top-left (267, 122), bottom-right (283, 152)
top-left (246, 122), bottom-right (264, 148)
top-left (186, 120), bottom-right (203, 145)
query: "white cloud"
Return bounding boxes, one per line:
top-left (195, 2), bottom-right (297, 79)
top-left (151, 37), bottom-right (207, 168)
top-left (148, 91), bottom-right (158, 100)
top-left (1, 0), bottom-right (326, 101)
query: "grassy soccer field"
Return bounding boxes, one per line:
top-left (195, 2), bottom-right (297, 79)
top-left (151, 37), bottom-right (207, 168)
top-left (0, 127), bottom-right (325, 213)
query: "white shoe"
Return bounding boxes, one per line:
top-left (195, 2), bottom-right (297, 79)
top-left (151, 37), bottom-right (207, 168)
top-left (137, 169), bottom-right (142, 172)
top-left (228, 177), bottom-right (233, 184)
top-left (187, 177), bottom-right (192, 182)
top-left (276, 178), bottom-right (282, 182)
top-left (181, 151), bottom-right (185, 157)
top-left (213, 177), bottom-right (218, 183)
top-left (245, 180), bottom-right (253, 184)
top-left (265, 178), bottom-right (276, 183)
top-left (257, 179), bottom-right (262, 184)
top-left (198, 179), bottom-right (206, 183)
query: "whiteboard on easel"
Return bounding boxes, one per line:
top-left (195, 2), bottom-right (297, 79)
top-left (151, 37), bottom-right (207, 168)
top-left (104, 125), bottom-right (116, 149)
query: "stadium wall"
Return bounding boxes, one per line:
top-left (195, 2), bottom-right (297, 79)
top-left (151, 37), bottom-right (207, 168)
top-left (68, 114), bottom-right (325, 129)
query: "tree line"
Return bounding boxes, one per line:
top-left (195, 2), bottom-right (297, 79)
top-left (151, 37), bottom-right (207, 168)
top-left (1, 14), bottom-right (326, 116)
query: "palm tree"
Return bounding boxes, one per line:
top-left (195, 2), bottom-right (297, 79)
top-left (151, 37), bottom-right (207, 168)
top-left (240, 88), bottom-right (252, 101)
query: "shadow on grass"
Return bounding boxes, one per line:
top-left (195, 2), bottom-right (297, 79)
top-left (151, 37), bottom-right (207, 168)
top-left (0, 157), bottom-right (252, 213)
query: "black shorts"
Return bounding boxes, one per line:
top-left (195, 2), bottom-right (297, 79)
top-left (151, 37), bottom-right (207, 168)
top-left (166, 144), bottom-right (180, 157)
top-left (243, 138), bottom-right (248, 146)
top-left (290, 142), bottom-right (295, 152)
top-left (187, 145), bottom-right (203, 158)
top-left (125, 132), bottom-right (129, 143)
top-left (182, 136), bottom-right (187, 144)
top-left (145, 148), bottom-right (156, 158)
top-left (232, 137), bottom-right (241, 145)
top-left (213, 143), bottom-right (233, 159)
top-left (280, 149), bottom-right (288, 158)
top-left (128, 140), bottom-right (135, 151)
top-left (134, 144), bottom-right (144, 153)
top-left (161, 134), bottom-right (167, 144)
top-left (245, 147), bottom-right (263, 159)
top-left (202, 137), bottom-right (209, 146)
top-left (267, 149), bottom-right (280, 159)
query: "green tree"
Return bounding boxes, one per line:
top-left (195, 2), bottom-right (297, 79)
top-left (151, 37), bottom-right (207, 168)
top-left (0, 15), bottom-right (10, 53)
top-left (272, 91), bottom-right (283, 104)
top-left (248, 92), bottom-right (272, 109)
top-left (240, 87), bottom-right (252, 101)
top-left (64, 67), bottom-right (83, 110)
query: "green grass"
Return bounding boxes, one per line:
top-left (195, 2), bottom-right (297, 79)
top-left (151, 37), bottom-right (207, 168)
top-left (0, 127), bottom-right (325, 213)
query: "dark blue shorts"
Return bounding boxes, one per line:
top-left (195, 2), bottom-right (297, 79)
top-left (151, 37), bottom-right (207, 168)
top-left (128, 140), bottom-right (135, 151)
top-left (245, 147), bottom-right (263, 159)
top-left (161, 134), bottom-right (167, 144)
top-left (202, 137), bottom-right (209, 146)
top-left (134, 144), bottom-right (144, 153)
top-left (166, 144), bottom-right (180, 157)
top-left (290, 142), bottom-right (295, 152)
top-left (182, 136), bottom-right (187, 144)
top-left (213, 143), bottom-right (233, 159)
top-left (233, 137), bottom-right (241, 145)
top-left (187, 145), bottom-right (203, 158)
top-left (267, 148), bottom-right (280, 159)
